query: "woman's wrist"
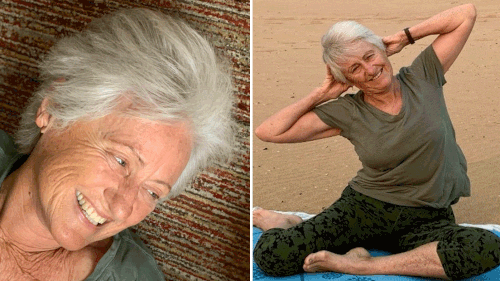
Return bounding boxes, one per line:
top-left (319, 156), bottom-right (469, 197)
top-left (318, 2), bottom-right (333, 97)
top-left (399, 29), bottom-right (412, 47)
top-left (309, 87), bottom-right (332, 106)
top-left (403, 27), bottom-right (415, 44)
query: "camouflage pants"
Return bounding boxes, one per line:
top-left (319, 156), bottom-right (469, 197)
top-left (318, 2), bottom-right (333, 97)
top-left (254, 186), bottom-right (500, 279)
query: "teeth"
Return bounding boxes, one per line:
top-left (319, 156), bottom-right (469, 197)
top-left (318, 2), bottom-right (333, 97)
top-left (76, 191), bottom-right (107, 226)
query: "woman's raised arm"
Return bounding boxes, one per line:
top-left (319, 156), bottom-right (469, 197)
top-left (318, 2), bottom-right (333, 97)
top-left (383, 4), bottom-right (476, 73)
top-left (255, 67), bottom-right (349, 143)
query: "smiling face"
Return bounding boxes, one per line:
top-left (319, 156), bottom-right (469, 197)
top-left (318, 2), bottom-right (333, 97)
top-left (30, 108), bottom-right (192, 251)
top-left (337, 40), bottom-right (394, 95)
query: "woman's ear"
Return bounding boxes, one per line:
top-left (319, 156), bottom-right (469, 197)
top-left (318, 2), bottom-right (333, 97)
top-left (35, 98), bottom-right (53, 134)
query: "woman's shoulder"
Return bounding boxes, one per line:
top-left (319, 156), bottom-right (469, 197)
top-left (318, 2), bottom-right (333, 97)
top-left (320, 92), bottom-right (360, 107)
top-left (398, 45), bottom-right (446, 87)
top-left (0, 130), bottom-right (21, 184)
top-left (338, 91), bottom-right (367, 109)
top-left (85, 229), bottom-right (165, 280)
top-left (314, 91), bottom-right (366, 117)
top-left (0, 130), bottom-right (16, 158)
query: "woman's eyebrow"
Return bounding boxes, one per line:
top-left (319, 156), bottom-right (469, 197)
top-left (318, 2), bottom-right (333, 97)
top-left (363, 50), bottom-right (374, 59)
top-left (152, 180), bottom-right (172, 192)
top-left (109, 138), bottom-right (145, 166)
top-left (125, 144), bottom-right (145, 166)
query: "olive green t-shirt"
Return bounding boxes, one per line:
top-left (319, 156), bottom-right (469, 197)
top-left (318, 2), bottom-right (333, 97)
top-left (0, 130), bottom-right (165, 281)
top-left (313, 45), bottom-right (470, 208)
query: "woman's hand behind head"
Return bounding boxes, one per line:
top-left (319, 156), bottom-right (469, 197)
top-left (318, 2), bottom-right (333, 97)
top-left (382, 32), bottom-right (406, 57)
top-left (317, 65), bottom-right (351, 103)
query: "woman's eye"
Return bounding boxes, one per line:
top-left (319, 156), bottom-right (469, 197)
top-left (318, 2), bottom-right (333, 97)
top-left (148, 190), bottom-right (160, 200)
top-left (114, 156), bottom-right (126, 167)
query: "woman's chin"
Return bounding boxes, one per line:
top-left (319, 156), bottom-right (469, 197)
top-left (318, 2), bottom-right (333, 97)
top-left (56, 235), bottom-right (89, 251)
top-left (49, 221), bottom-right (92, 251)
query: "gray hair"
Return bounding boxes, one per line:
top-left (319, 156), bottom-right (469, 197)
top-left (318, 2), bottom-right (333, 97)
top-left (321, 21), bottom-right (385, 83)
top-left (15, 8), bottom-right (234, 199)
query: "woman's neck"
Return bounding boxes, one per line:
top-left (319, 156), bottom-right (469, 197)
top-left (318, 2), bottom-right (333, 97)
top-left (0, 159), bottom-right (62, 253)
top-left (362, 78), bottom-right (402, 115)
top-left (0, 162), bottom-right (108, 280)
top-left (1, 156), bottom-right (114, 251)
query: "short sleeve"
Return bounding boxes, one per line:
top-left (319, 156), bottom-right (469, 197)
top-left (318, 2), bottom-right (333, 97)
top-left (405, 45), bottom-right (446, 87)
top-left (85, 229), bottom-right (165, 281)
top-left (0, 130), bottom-right (19, 182)
top-left (0, 130), bottom-right (16, 160)
top-left (312, 94), bottom-right (355, 138)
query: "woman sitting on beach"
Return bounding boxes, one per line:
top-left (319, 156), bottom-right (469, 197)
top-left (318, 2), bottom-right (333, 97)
top-left (253, 4), bottom-right (500, 280)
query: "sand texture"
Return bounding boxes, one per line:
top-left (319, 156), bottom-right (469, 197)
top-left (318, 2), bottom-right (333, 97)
top-left (253, 0), bottom-right (500, 224)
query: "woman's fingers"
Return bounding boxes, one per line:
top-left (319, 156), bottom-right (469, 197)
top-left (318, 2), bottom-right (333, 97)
top-left (383, 34), bottom-right (405, 56)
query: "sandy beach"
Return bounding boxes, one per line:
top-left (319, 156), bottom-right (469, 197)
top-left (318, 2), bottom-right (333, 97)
top-left (252, 0), bottom-right (500, 224)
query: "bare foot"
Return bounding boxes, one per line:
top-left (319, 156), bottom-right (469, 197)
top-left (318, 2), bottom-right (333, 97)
top-left (253, 208), bottom-right (303, 231)
top-left (303, 247), bottom-right (372, 274)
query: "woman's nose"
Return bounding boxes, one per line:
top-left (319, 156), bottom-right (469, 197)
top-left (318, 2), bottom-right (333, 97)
top-left (105, 182), bottom-right (137, 221)
top-left (364, 63), bottom-right (377, 76)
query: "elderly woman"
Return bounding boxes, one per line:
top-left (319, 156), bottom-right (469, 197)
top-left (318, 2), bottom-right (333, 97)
top-left (253, 4), bottom-right (500, 280)
top-left (0, 8), bottom-right (233, 281)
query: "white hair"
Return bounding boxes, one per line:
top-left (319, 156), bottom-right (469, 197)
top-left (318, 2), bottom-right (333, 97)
top-left (15, 8), bottom-right (235, 199)
top-left (321, 21), bottom-right (385, 83)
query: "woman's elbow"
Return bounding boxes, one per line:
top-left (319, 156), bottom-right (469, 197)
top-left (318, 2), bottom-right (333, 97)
top-left (464, 3), bottom-right (477, 22)
top-left (255, 125), bottom-right (273, 142)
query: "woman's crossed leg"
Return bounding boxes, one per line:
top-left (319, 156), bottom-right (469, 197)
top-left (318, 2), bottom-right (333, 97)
top-left (253, 187), bottom-right (500, 279)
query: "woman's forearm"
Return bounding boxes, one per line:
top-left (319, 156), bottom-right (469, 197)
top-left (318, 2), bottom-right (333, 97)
top-left (385, 3), bottom-right (476, 72)
top-left (404, 4), bottom-right (476, 45)
top-left (255, 87), bottom-right (332, 142)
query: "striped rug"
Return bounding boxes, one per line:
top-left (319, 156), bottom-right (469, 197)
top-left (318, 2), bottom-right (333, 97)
top-left (0, 1), bottom-right (250, 280)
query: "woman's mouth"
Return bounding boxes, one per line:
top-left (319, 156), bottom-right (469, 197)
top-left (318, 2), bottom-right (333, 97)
top-left (371, 69), bottom-right (383, 80)
top-left (76, 191), bottom-right (107, 226)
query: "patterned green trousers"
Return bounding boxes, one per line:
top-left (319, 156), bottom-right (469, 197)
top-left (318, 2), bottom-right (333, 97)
top-left (254, 186), bottom-right (500, 279)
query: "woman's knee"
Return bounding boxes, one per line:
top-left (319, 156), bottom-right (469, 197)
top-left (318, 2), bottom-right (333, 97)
top-left (438, 228), bottom-right (500, 279)
top-left (253, 230), bottom-right (306, 276)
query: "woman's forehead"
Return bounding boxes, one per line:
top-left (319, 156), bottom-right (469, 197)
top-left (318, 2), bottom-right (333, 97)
top-left (337, 40), bottom-right (380, 68)
top-left (343, 40), bottom-right (377, 58)
top-left (71, 114), bottom-right (192, 156)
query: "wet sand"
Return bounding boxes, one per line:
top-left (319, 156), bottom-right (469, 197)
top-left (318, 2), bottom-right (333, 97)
top-left (252, 0), bottom-right (500, 224)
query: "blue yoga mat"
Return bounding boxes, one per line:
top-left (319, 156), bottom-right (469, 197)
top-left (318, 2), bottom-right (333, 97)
top-left (253, 225), bottom-right (500, 281)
